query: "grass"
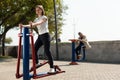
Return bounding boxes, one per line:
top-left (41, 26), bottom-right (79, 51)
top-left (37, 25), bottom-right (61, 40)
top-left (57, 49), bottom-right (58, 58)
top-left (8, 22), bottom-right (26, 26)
top-left (0, 56), bottom-right (12, 59)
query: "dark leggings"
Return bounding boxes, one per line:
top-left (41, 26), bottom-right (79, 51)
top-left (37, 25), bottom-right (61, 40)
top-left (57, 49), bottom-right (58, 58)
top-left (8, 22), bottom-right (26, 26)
top-left (34, 33), bottom-right (54, 68)
top-left (75, 42), bottom-right (85, 56)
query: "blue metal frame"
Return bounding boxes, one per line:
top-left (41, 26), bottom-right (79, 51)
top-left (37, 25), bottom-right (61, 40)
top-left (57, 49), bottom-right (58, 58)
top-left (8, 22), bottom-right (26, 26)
top-left (21, 27), bottom-right (65, 80)
top-left (23, 27), bottom-right (30, 80)
top-left (71, 42), bottom-right (76, 62)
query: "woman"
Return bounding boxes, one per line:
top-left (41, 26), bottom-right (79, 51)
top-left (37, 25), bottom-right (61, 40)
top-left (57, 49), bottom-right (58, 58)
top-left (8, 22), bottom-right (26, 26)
top-left (19, 5), bottom-right (55, 73)
top-left (75, 32), bottom-right (91, 60)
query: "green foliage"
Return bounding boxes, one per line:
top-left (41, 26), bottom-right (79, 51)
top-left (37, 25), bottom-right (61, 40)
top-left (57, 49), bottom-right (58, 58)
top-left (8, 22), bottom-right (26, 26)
top-left (0, 0), bottom-right (68, 40)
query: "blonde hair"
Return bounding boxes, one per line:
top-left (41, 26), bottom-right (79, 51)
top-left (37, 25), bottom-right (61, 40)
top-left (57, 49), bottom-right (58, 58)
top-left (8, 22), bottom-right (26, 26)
top-left (35, 5), bottom-right (45, 15)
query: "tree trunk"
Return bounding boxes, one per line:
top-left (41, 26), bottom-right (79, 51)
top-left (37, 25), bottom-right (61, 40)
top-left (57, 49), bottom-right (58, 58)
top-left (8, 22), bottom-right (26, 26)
top-left (1, 34), bottom-right (5, 56)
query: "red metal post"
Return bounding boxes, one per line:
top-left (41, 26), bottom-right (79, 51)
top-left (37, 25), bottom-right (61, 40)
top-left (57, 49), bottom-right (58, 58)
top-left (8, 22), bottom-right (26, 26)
top-left (16, 26), bottom-right (22, 78)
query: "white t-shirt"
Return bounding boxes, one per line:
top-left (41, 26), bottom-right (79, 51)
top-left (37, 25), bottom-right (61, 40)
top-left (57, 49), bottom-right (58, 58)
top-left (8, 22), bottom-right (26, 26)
top-left (34, 15), bottom-right (49, 35)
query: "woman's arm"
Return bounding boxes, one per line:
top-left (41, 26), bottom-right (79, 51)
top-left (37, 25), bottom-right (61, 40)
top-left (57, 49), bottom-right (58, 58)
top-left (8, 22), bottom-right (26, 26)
top-left (19, 23), bottom-right (30, 28)
top-left (31, 18), bottom-right (47, 27)
top-left (81, 36), bottom-right (87, 42)
top-left (22, 24), bottom-right (30, 27)
top-left (19, 17), bottom-right (47, 28)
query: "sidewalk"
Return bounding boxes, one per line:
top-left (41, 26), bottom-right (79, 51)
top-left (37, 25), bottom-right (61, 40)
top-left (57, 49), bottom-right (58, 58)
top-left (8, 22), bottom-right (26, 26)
top-left (0, 58), bottom-right (120, 80)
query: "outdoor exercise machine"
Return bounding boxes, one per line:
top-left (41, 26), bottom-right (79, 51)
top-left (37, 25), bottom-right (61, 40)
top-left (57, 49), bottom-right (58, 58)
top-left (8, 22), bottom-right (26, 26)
top-left (69, 39), bottom-right (86, 65)
top-left (15, 26), bottom-right (65, 80)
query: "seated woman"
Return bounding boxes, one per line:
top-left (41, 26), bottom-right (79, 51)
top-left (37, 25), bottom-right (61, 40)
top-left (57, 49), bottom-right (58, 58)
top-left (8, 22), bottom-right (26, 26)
top-left (75, 32), bottom-right (91, 60)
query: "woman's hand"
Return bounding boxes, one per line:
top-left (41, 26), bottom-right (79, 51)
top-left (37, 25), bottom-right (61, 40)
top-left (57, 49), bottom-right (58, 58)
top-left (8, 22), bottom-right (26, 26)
top-left (29, 21), bottom-right (33, 27)
top-left (19, 23), bottom-right (23, 27)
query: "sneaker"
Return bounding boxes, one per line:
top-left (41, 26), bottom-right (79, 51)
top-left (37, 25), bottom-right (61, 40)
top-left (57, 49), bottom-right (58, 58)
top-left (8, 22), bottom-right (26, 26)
top-left (48, 68), bottom-right (56, 74)
top-left (77, 54), bottom-right (82, 59)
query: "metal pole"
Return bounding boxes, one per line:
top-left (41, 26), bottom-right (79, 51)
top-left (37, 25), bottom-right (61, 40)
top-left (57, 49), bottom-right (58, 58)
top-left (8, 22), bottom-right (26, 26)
top-left (23, 27), bottom-right (30, 80)
top-left (71, 41), bottom-right (76, 62)
top-left (69, 40), bottom-right (78, 65)
top-left (53, 0), bottom-right (59, 60)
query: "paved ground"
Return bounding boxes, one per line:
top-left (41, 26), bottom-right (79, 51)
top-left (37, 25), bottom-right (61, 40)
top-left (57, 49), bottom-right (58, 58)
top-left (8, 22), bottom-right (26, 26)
top-left (0, 58), bottom-right (120, 80)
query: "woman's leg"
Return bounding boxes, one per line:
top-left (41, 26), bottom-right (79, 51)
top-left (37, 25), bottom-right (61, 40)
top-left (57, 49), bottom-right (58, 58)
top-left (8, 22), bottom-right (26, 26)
top-left (34, 36), bottom-right (43, 64)
top-left (82, 47), bottom-right (86, 60)
top-left (75, 45), bottom-right (82, 59)
top-left (75, 45), bottom-right (81, 56)
top-left (41, 33), bottom-right (54, 68)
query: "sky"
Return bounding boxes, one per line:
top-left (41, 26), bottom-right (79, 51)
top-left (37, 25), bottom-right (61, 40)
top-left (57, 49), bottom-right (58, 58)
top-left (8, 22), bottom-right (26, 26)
top-left (6, 0), bottom-right (120, 45)
top-left (61, 0), bottom-right (120, 42)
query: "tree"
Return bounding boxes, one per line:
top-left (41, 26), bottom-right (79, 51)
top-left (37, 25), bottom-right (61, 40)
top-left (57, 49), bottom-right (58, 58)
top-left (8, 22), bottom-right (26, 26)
top-left (0, 0), bottom-right (68, 56)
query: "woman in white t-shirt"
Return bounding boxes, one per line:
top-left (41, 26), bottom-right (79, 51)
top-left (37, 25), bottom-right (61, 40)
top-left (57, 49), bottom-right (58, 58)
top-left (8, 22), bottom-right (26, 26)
top-left (19, 5), bottom-right (55, 73)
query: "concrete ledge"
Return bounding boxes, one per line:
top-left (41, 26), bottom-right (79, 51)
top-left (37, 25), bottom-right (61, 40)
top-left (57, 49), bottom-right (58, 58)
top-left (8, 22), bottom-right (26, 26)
top-left (4, 40), bottom-right (120, 63)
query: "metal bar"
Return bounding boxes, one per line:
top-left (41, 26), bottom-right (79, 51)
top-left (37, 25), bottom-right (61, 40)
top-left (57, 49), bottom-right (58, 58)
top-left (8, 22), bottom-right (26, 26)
top-left (53, 0), bottom-right (59, 60)
top-left (23, 27), bottom-right (30, 80)
top-left (16, 26), bottom-right (22, 78)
